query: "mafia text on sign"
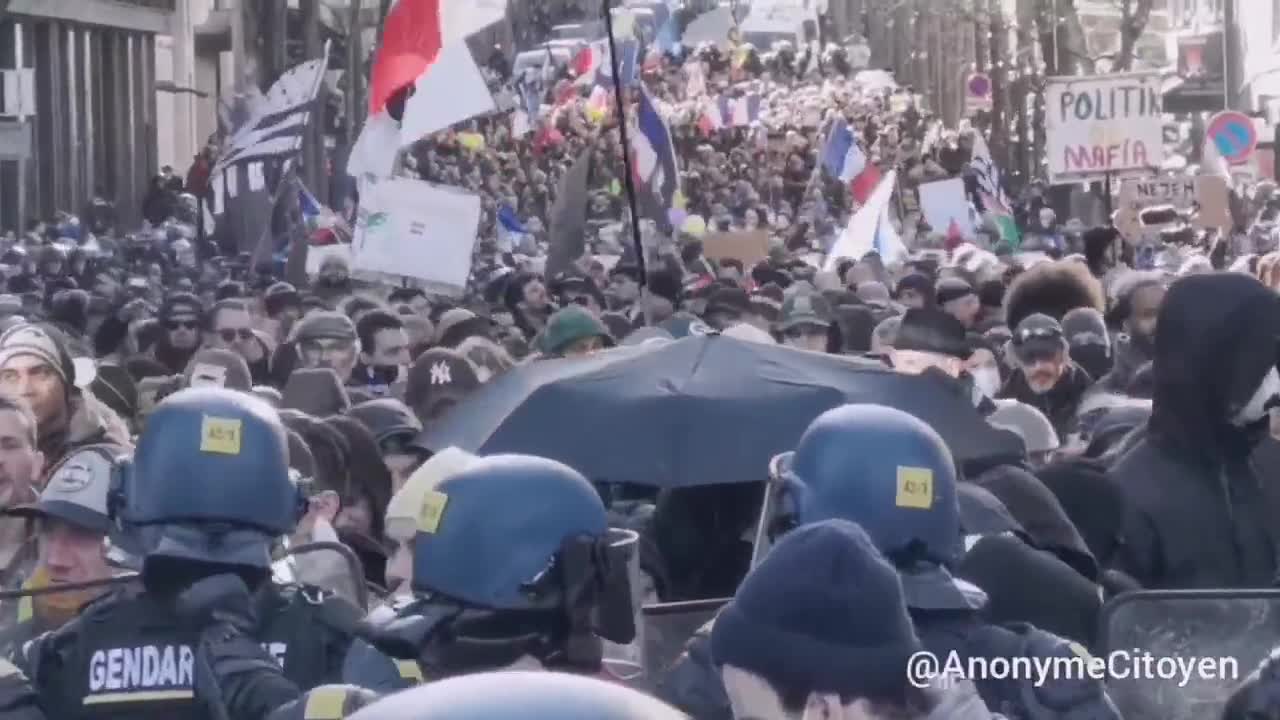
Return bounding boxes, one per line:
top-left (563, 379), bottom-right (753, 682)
top-left (1045, 74), bottom-right (1164, 183)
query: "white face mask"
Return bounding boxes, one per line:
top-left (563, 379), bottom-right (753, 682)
top-left (972, 366), bottom-right (1002, 398)
top-left (1232, 368), bottom-right (1280, 427)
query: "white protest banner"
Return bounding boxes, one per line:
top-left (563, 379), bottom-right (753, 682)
top-left (741, 0), bottom-right (809, 34)
top-left (917, 178), bottom-right (975, 239)
top-left (1044, 73), bottom-right (1163, 184)
top-left (352, 178), bottom-right (482, 296)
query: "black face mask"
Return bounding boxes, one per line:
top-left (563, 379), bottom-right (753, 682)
top-left (1130, 329), bottom-right (1155, 355)
top-left (369, 364), bottom-right (400, 386)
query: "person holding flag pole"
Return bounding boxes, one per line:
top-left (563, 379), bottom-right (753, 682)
top-left (601, 0), bottom-right (653, 323)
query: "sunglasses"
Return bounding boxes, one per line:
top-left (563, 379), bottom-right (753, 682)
top-left (167, 320), bottom-right (198, 331)
top-left (1014, 326), bottom-right (1063, 345)
top-left (218, 328), bottom-right (254, 343)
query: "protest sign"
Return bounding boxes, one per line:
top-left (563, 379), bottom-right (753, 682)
top-left (352, 178), bottom-right (482, 296)
top-left (1113, 175), bottom-right (1232, 243)
top-left (741, 0), bottom-right (809, 34)
top-left (702, 230), bottom-right (770, 267)
top-left (917, 178), bottom-right (974, 239)
top-left (1045, 73), bottom-right (1163, 184)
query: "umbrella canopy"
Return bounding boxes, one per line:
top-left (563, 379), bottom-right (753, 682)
top-left (418, 335), bottom-right (1024, 487)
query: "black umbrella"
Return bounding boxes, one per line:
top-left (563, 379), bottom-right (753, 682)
top-left (417, 335), bottom-right (1025, 487)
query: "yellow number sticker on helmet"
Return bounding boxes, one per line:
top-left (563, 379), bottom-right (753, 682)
top-left (200, 416), bottom-right (242, 455)
top-left (303, 686), bottom-right (346, 719)
top-left (895, 467), bottom-right (934, 509)
top-left (418, 490), bottom-right (449, 534)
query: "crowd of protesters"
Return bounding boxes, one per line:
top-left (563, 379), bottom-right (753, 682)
top-left (4, 5), bottom-right (1280, 718)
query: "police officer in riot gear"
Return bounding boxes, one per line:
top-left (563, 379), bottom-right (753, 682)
top-left (346, 671), bottom-right (686, 719)
top-left (20, 388), bottom-right (306, 719)
top-left (660, 403), bottom-right (1121, 720)
top-left (343, 454), bottom-right (635, 688)
top-left (254, 553), bottom-right (360, 690)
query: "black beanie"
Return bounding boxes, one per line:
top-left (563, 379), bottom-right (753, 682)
top-left (935, 277), bottom-right (975, 306)
top-left (711, 520), bottom-right (922, 699)
top-left (895, 273), bottom-right (935, 306)
top-left (894, 308), bottom-right (970, 359)
top-left (645, 270), bottom-right (683, 306)
top-left (977, 279), bottom-right (1005, 309)
top-left (50, 290), bottom-right (90, 337)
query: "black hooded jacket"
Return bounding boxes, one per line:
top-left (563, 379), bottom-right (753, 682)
top-left (997, 362), bottom-right (1092, 438)
top-left (1109, 274), bottom-right (1280, 589)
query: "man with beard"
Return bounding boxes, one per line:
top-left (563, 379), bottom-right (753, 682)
top-left (151, 293), bottom-right (203, 374)
top-left (998, 314), bottom-right (1092, 437)
top-left (293, 312), bottom-right (360, 385)
top-left (1111, 273), bottom-right (1280, 589)
top-left (1100, 273), bottom-right (1164, 394)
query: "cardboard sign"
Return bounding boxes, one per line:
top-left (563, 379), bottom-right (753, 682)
top-left (1114, 174), bottom-right (1232, 243)
top-left (351, 177), bottom-right (482, 296)
top-left (701, 230), bottom-right (770, 267)
top-left (1045, 73), bottom-right (1164, 183)
top-left (917, 178), bottom-right (975, 240)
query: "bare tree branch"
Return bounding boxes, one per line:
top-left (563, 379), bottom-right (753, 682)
top-left (1115, 0), bottom-right (1154, 71)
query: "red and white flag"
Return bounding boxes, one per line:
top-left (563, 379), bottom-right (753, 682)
top-left (352, 0), bottom-right (506, 175)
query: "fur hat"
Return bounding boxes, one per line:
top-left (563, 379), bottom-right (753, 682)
top-left (1003, 260), bottom-right (1105, 330)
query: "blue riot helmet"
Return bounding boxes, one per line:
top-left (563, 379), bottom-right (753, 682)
top-left (347, 671), bottom-right (686, 720)
top-left (400, 454), bottom-right (635, 674)
top-left (111, 388), bottom-right (305, 575)
top-left (763, 403), bottom-right (985, 611)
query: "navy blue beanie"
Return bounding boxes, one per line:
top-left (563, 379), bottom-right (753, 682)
top-left (710, 520), bottom-right (922, 699)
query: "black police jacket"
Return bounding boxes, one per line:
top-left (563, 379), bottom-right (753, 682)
top-left (254, 583), bottom-right (356, 691)
top-left (18, 586), bottom-right (297, 720)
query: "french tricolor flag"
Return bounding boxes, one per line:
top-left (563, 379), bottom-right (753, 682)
top-left (699, 93), bottom-right (761, 133)
top-left (718, 94), bottom-right (762, 127)
top-left (821, 117), bottom-right (882, 205)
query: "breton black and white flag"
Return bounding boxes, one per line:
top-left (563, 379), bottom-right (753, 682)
top-left (212, 47), bottom-right (329, 176)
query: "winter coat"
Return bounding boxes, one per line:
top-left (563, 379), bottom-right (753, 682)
top-left (1097, 333), bottom-right (1152, 395)
top-left (997, 362), bottom-right (1092, 439)
top-left (38, 391), bottom-right (134, 474)
top-left (1109, 274), bottom-right (1280, 589)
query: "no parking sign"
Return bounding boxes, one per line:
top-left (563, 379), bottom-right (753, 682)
top-left (1206, 111), bottom-right (1258, 165)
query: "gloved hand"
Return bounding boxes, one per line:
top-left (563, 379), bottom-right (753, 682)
top-left (177, 574), bottom-right (301, 720)
top-left (175, 573), bottom-right (258, 634)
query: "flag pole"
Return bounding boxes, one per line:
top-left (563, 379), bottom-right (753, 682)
top-left (602, 0), bottom-right (648, 289)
